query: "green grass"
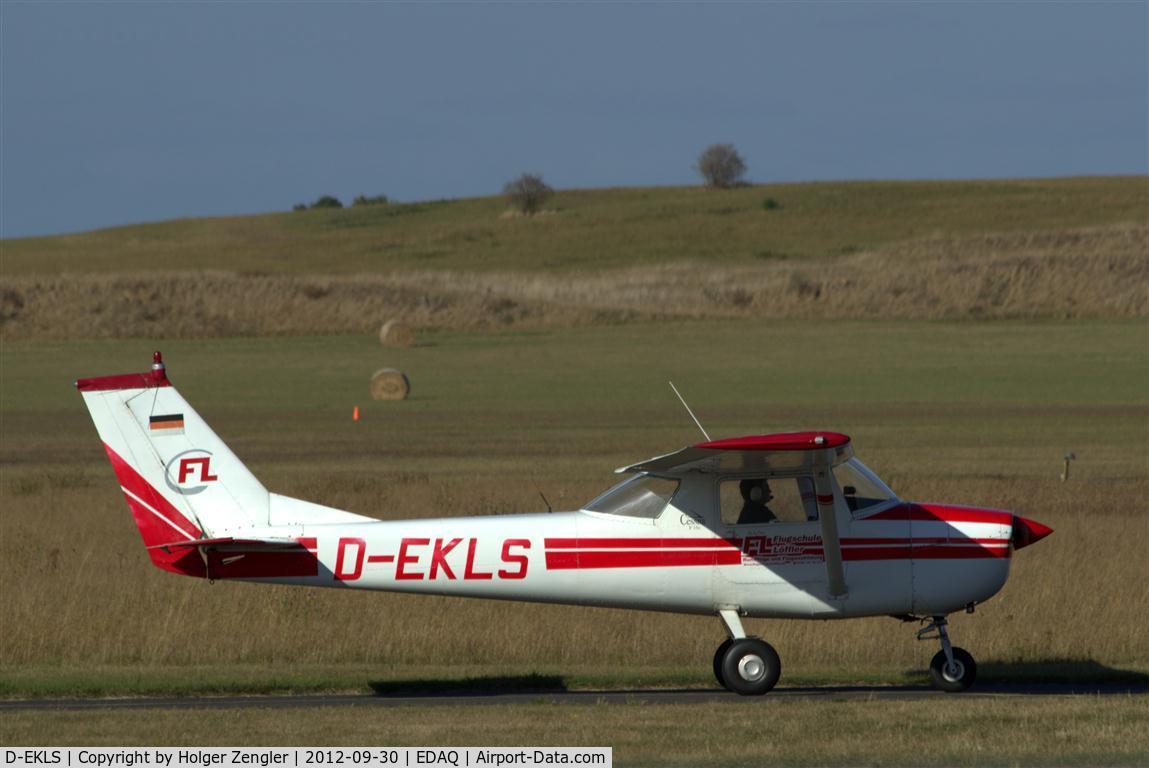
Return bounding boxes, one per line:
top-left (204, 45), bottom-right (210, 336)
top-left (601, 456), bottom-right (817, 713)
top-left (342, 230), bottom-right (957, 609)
top-left (4, 319), bottom-right (1145, 481)
top-left (3, 698), bottom-right (1147, 766)
top-left (2, 319), bottom-right (1146, 703)
top-left (3, 661), bottom-right (1146, 700)
top-left (4, 177), bottom-right (1145, 275)
top-left (7, 318), bottom-right (1147, 411)
top-left (2, 176), bottom-right (1146, 762)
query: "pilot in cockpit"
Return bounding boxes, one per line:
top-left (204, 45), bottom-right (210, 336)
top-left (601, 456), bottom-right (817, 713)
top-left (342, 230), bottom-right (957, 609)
top-left (737, 479), bottom-right (777, 525)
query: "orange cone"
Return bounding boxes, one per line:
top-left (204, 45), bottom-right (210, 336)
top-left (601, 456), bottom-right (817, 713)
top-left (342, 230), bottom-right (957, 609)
top-left (353, 406), bottom-right (360, 422)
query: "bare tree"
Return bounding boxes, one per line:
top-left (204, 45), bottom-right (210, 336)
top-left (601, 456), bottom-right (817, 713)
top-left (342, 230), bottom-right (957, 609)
top-left (696, 144), bottom-right (747, 189)
top-left (503, 173), bottom-right (553, 215)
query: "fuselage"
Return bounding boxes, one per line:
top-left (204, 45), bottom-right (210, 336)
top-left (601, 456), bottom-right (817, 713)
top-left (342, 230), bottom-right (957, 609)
top-left (158, 496), bottom-right (1015, 619)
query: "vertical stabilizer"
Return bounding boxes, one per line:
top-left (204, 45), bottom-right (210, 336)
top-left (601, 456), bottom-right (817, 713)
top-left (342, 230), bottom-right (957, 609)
top-left (76, 352), bottom-right (270, 542)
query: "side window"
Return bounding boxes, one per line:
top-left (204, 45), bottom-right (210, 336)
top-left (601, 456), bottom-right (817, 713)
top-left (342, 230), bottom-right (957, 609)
top-left (584, 475), bottom-right (679, 519)
top-left (720, 476), bottom-right (818, 526)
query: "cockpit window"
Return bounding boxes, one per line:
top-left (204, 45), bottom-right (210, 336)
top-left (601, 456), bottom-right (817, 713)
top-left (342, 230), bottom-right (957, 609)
top-left (584, 474), bottom-right (679, 519)
top-left (833, 458), bottom-right (897, 515)
top-left (720, 475), bottom-right (818, 525)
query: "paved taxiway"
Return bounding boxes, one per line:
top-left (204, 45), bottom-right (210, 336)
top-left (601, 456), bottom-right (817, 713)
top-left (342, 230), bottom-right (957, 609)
top-left (2, 684), bottom-right (1144, 711)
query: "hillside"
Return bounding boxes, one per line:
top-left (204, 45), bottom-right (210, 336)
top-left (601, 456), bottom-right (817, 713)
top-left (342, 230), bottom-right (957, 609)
top-left (1, 177), bottom-right (1146, 338)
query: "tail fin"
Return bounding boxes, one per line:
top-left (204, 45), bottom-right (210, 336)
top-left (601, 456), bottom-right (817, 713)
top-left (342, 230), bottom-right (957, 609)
top-left (77, 352), bottom-right (270, 550)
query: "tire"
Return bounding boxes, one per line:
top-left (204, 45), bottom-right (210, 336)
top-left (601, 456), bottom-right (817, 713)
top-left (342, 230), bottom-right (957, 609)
top-left (713, 638), bottom-right (734, 688)
top-left (720, 638), bottom-right (781, 696)
top-left (929, 647), bottom-right (977, 692)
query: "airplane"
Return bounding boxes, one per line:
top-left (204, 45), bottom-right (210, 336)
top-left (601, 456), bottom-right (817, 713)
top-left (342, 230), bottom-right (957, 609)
top-left (76, 352), bottom-right (1053, 695)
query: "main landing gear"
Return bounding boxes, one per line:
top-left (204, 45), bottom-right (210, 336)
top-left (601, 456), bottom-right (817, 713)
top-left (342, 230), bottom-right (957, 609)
top-left (917, 615), bottom-right (977, 692)
top-left (710, 611), bottom-right (978, 695)
top-left (713, 610), bottom-right (781, 696)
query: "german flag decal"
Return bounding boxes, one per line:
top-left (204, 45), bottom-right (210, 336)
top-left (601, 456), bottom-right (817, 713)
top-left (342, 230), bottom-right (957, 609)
top-left (149, 413), bottom-right (185, 435)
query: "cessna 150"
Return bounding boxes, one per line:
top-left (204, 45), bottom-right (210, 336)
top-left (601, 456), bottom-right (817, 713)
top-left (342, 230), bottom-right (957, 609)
top-left (77, 353), bottom-right (1052, 695)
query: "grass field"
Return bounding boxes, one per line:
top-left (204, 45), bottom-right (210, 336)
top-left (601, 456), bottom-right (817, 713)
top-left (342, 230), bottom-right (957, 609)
top-left (2, 320), bottom-right (1146, 699)
top-left (5, 177), bottom-right (1145, 276)
top-left (3, 178), bottom-right (1146, 340)
top-left (3, 698), bottom-right (1148, 766)
top-left (1, 176), bottom-right (1147, 760)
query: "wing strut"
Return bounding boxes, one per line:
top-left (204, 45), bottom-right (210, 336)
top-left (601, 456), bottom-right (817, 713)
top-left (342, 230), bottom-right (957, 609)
top-left (813, 467), bottom-right (847, 597)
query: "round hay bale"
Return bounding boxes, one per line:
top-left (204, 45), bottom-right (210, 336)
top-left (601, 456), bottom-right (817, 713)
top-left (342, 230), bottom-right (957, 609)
top-left (370, 368), bottom-right (411, 401)
top-left (379, 319), bottom-right (415, 348)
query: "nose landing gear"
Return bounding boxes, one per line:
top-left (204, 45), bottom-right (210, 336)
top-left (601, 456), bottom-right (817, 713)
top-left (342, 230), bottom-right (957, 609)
top-left (918, 615), bottom-right (977, 692)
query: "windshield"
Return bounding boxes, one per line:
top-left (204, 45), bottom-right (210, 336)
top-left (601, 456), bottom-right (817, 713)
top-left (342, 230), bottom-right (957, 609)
top-left (833, 458), bottom-right (898, 514)
top-left (584, 474), bottom-right (679, 518)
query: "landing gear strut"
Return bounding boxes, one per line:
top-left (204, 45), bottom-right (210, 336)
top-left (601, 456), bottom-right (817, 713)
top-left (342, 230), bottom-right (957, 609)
top-left (918, 615), bottom-right (977, 692)
top-left (713, 609), bottom-right (781, 695)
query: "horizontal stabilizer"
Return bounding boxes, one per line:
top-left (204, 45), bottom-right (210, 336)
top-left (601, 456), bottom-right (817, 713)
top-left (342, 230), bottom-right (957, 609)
top-left (142, 535), bottom-right (320, 580)
top-left (147, 537), bottom-right (307, 551)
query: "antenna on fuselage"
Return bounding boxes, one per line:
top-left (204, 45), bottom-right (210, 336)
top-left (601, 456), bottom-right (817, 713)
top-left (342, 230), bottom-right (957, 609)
top-left (532, 479), bottom-right (553, 513)
top-left (669, 381), bottom-right (711, 441)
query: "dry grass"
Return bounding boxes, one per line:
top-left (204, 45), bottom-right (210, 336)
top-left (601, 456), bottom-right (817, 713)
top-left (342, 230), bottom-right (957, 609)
top-left (2, 224), bottom-right (1146, 340)
top-left (1, 322), bottom-right (1146, 692)
top-left (1, 475), bottom-right (1145, 677)
top-left (2, 698), bottom-right (1147, 766)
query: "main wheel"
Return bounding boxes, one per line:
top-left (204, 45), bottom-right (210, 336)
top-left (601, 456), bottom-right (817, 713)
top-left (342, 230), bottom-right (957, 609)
top-left (712, 638), bottom-right (734, 688)
top-left (719, 638), bottom-right (781, 696)
top-left (929, 647), bottom-right (977, 692)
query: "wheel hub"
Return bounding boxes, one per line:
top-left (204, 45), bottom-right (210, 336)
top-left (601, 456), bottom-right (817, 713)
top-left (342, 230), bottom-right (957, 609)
top-left (944, 660), bottom-right (965, 682)
top-left (737, 654), bottom-right (766, 682)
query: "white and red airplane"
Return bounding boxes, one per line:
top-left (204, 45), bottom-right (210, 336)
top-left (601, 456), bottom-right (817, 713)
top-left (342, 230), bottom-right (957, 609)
top-left (77, 352), bottom-right (1052, 695)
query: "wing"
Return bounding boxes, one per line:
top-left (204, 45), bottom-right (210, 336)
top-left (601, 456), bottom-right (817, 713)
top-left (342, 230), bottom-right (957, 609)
top-left (617, 432), bottom-right (853, 474)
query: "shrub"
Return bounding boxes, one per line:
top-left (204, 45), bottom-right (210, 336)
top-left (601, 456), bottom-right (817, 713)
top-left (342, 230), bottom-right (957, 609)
top-left (762, 197), bottom-right (780, 210)
top-left (353, 194), bottom-right (389, 207)
top-left (503, 173), bottom-right (553, 215)
top-left (696, 144), bottom-right (747, 189)
top-left (292, 203), bottom-right (307, 212)
top-left (311, 195), bottom-right (343, 209)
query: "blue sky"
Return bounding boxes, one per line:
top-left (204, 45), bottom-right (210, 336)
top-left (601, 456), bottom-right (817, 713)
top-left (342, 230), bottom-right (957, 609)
top-left (2, 2), bottom-right (1146, 238)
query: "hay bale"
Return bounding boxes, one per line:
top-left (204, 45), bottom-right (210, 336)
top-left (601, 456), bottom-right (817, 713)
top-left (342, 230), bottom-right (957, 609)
top-left (370, 368), bottom-right (410, 401)
top-left (379, 319), bottom-right (415, 348)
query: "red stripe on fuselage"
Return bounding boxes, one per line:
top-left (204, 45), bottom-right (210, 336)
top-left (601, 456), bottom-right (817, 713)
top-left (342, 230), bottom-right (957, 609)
top-left (541, 535), bottom-right (1010, 569)
top-left (865, 503), bottom-right (1013, 526)
top-left (545, 549), bottom-right (743, 570)
top-left (544, 537), bottom-right (737, 549)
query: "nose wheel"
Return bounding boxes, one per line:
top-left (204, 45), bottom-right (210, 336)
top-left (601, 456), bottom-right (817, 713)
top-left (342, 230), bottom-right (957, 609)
top-left (929, 647), bottom-right (976, 692)
top-left (918, 615), bottom-right (977, 692)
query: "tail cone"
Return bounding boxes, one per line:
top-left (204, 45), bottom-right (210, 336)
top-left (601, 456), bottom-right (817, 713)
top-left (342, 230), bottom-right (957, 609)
top-left (1012, 515), bottom-right (1054, 550)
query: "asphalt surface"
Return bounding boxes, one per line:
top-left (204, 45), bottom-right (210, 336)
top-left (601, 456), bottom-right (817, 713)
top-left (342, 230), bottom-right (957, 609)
top-left (2, 683), bottom-right (1145, 711)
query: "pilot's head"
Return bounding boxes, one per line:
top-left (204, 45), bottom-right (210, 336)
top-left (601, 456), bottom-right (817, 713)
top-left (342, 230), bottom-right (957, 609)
top-left (740, 479), bottom-right (773, 504)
